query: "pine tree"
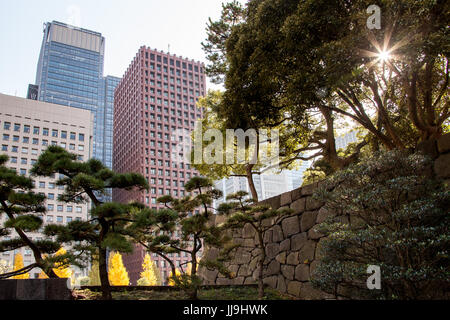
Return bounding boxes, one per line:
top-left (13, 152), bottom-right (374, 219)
top-left (108, 252), bottom-right (129, 286)
top-left (12, 253), bottom-right (29, 279)
top-left (138, 253), bottom-right (161, 286)
top-left (127, 176), bottom-right (231, 299)
top-left (0, 154), bottom-right (60, 279)
top-left (31, 146), bottom-right (148, 299)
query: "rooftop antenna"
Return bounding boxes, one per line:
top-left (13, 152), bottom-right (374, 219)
top-left (168, 44), bottom-right (170, 53)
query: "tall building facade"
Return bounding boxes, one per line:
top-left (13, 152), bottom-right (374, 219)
top-left (113, 46), bottom-right (206, 284)
top-left (0, 93), bottom-right (94, 279)
top-left (34, 21), bottom-right (119, 172)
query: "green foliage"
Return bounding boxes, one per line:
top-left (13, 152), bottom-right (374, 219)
top-left (202, 0), bottom-right (449, 179)
top-left (127, 176), bottom-right (230, 299)
top-left (311, 150), bottom-right (450, 299)
top-left (31, 146), bottom-right (148, 299)
top-left (0, 154), bottom-right (62, 278)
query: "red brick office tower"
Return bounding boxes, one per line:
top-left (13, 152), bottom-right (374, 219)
top-left (113, 46), bottom-right (206, 284)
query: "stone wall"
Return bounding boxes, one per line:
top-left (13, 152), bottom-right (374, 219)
top-left (0, 278), bottom-right (72, 300)
top-left (199, 133), bottom-right (450, 299)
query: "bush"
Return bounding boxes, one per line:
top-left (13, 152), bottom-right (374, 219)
top-left (311, 150), bottom-right (450, 300)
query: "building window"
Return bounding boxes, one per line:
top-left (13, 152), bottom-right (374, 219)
top-left (3, 122), bottom-right (11, 130)
top-left (2, 134), bottom-right (9, 141)
top-left (61, 131), bottom-right (67, 139)
top-left (57, 205), bottom-right (63, 212)
top-left (52, 129), bottom-right (58, 137)
top-left (1, 145), bottom-right (7, 151)
top-left (79, 133), bottom-right (84, 142)
top-left (24, 125), bottom-right (30, 133)
top-left (43, 128), bottom-right (49, 136)
top-left (48, 193), bottom-right (55, 200)
top-left (33, 126), bottom-right (40, 134)
top-left (57, 216), bottom-right (63, 223)
top-left (70, 132), bottom-right (76, 140)
top-left (46, 215), bottom-right (53, 222)
top-left (14, 124), bottom-right (20, 132)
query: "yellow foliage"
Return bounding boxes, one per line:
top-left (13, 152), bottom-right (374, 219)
top-left (53, 247), bottom-right (72, 278)
top-left (168, 268), bottom-right (182, 286)
top-left (12, 253), bottom-right (29, 279)
top-left (186, 259), bottom-right (199, 275)
top-left (108, 252), bottom-right (129, 286)
top-left (139, 253), bottom-right (161, 286)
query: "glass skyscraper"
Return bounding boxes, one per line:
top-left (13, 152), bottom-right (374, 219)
top-left (34, 21), bottom-right (119, 170)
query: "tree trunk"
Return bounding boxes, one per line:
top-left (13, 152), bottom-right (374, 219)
top-left (246, 164), bottom-right (258, 202)
top-left (98, 245), bottom-right (112, 300)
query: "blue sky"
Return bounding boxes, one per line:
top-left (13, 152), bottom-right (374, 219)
top-left (0, 0), bottom-right (240, 97)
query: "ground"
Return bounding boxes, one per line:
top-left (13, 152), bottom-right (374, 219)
top-left (74, 286), bottom-right (292, 300)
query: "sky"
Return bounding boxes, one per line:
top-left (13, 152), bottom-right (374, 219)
top-left (0, 0), bottom-right (241, 98)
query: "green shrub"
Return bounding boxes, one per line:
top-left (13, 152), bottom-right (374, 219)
top-left (311, 150), bottom-right (449, 299)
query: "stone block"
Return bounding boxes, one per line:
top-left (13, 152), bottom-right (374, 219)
top-left (281, 215), bottom-right (300, 237)
top-left (263, 230), bottom-right (273, 244)
top-left (281, 265), bottom-right (295, 280)
top-left (280, 238), bottom-right (290, 251)
top-left (0, 280), bottom-right (17, 300)
top-left (298, 240), bottom-right (316, 263)
top-left (291, 188), bottom-right (302, 201)
top-left (308, 226), bottom-right (324, 240)
top-left (301, 182), bottom-right (318, 196)
top-left (291, 232), bottom-right (307, 251)
top-left (435, 153), bottom-right (450, 178)
top-left (242, 223), bottom-right (256, 239)
top-left (301, 211), bottom-right (319, 232)
top-left (290, 198), bottom-right (306, 214)
top-left (260, 195), bottom-right (281, 210)
top-left (299, 282), bottom-right (324, 300)
top-left (238, 264), bottom-right (252, 277)
top-left (277, 275), bottom-right (287, 293)
top-left (437, 133), bottom-right (450, 154)
top-left (305, 197), bottom-right (323, 211)
top-left (275, 252), bottom-right (286, 264)
top-left (264, 260), bottom-right (280, 276)
top-left (216, 278), bottom-right (232, 285)
top-left (286, 252), bottom-right (299, 265)
top-left (16, 279), bottom-right (46, 300)
top-left (271, 225), bottom-right (284, 242)
top-left (265, 243), bottom-right (280, 259)
top-left (287, 280), bottom-right (302, 296)
top-left (243, 238), bottom-right (255, 247)
top-left (46, 278), bottom-right (71, 300)
top-left (202, 269), bottom-right (219, 282)
top-left (295, 264), bottom-right (310, 282)
top-left (263, 276), bottom-right (278, 289)
top-left (232, 277), bottom-right (245, 285)
top-left (280, 192), bottom-right (292, 207)
top-left (244, 277), bottom-right (256, 285)
top-left (316, 207), bottom-right (335, 224)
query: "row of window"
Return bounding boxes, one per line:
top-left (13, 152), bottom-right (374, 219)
top-left (2, 123), bottom-right (85, 141)
top-left (2, 146), bottom-right (84, 161)
top-left (2, 136), bottom-right (85, 150)
top-left (143, 51), bottom-right (203, 73)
